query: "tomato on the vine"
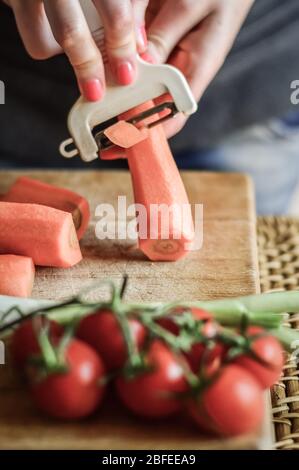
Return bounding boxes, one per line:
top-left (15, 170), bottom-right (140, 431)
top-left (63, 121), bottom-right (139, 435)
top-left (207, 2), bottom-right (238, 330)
top-left (29, 339), bottom-right (106, 420)
top-left (157, 307), bottom-right (213, 336)
top-left (76, 309), bottom-right (147, 371)
top-left (158, 307), bottom-right (222, 375)
top-left (188, 365), bottom-right (264, 437)
top-left (116, 340), bottom-right (189, 418)
top-left (185, 340), bottom-right (224, 376)
top-left (233, 326), bottom-right (284, 389)
top-left (10, 317), bottom-right (63, 369)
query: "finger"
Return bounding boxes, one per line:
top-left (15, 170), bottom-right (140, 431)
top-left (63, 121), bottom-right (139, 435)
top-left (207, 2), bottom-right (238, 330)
top-left (164, 2), bottom-right (254, 138)
top-left (9, 0), bottom-right (61, 59)
top-left (162, 113), bottom-right (187, 139)
top-left (132, 0), bottom-right (149, 53)
top-left (145, 0), bottom-right (161, 27)
top-left (147, 0), bottom-right (213, 63)
top-left (163, 18), bottom-right (228, 138)
top-left (169, 3), bottom-right (253, 103)
top-left (92, 0), bottom-right (137, 86)
top-left (44, 0), bottom-right (105, 101)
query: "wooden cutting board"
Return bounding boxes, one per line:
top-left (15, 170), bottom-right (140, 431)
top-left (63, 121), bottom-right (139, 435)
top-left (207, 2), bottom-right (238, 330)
top-left (0, 170), bottom-right (259, 301)
top-left (0, 170), bottom-right (267, 450)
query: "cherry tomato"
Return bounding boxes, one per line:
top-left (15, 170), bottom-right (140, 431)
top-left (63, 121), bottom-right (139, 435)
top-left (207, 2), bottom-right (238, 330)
top-left (234, 326), bottom-right (284, 389)
top-left (157, 307), bottom-right (213, 336)
top-left (158, 308), bottom-right (222, 375)
top-left (116, 340), bottom-right (189, 418)
top-left (188, 365), bottom-right (264, 437)
top-left (185, 339), bottom-right (224, 376)
top-left (76, 309), bottom-right (147, 371)
top-left (29, 339), bottom-right (106, 420)
top-left (10, 317), bottom-right (63, 369)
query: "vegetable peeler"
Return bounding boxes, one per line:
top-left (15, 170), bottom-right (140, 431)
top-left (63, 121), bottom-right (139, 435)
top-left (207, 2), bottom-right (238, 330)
top-left (59, 0), bottom-right (198, 162)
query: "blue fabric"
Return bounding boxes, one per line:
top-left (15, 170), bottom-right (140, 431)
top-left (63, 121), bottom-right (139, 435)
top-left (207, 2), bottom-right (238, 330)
top-left (281, 110), bottom-right (299, 128)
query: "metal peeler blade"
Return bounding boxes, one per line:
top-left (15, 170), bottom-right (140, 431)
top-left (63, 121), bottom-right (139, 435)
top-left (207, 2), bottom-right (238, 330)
top-left (94, 101), bottom-right (178, 151)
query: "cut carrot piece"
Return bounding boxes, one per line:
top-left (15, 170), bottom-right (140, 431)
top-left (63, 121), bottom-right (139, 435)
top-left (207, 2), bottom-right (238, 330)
top-left (0, 202), bottom-right (82, 268)
top-left (103, 121), bottom-right (148, 149)
top-left (0, 255), bottom-right (35, 298)
top-left (121, 101), bottom-right (195, 261)
top-left (2, 177), bottom-right (90, 240)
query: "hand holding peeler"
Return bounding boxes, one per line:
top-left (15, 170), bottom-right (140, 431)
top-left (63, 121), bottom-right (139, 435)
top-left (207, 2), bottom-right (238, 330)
top-left (59, 0), bottom-right (198, 162)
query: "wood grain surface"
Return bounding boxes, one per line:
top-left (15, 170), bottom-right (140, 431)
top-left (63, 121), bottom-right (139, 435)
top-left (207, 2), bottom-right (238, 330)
top-left (0, 170), bottom-right (259, 302)
top-left (0, 170), bottom-right (265, 450)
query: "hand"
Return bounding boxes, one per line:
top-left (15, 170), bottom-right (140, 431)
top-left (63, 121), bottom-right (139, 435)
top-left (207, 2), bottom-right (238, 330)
top-left (4, 0), bottom-right (149, 100)
top-left (145, 0), bottom-right (255, 137)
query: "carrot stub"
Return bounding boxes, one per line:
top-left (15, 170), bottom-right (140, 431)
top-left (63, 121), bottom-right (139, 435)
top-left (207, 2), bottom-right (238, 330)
top-left (2, 177), bottom-right (90, 240)
top-left (0, 254), bottom-right (35, 298)
top-left (0, 202), bottom-right (82, 268)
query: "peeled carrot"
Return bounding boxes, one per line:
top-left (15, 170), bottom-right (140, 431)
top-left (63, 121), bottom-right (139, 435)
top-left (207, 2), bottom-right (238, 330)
top-left (0, 202), bottom-right (82, 268)
top-left (120, 102), bottom-right (195, 261)
top-left (0, 254), bottom-right (35, 298)
top-left (103, 121), bottom-right (148, 148)
top-left (2, 177), bottom-right (90, 240)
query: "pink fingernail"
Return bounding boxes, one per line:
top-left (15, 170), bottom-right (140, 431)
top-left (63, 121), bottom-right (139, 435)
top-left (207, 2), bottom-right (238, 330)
top-left (80, 78), bottom-right (103, 101)
top-left (136, 25), bottom-right (147, 52)
top-left (116, 61), bottom-right (135, 86)
top-left (140, 51), bottom-right (155, 64)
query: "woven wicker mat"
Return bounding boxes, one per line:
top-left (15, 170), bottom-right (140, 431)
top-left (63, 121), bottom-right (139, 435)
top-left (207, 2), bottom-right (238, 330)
top-left (257, 216), bottom-right (299, 450)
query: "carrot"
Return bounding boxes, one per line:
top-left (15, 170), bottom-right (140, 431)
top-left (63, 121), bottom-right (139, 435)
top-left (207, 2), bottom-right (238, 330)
top-left (120, 101), bottom-right (195, 261)
top-left (103, 121), bottom-right (148, 148)
top-left (0, 202), bottom-right (82, 268)
top-left (2, 177), bottom-right (90, 240)
top-left (0, 255), bottom-right (35, 298)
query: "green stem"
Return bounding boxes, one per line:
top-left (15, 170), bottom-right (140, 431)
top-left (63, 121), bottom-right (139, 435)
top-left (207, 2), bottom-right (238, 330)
top-left (126, 290), bottom-right (299, 316)
top-left (141, 315), bottom-right (180, 349)
top-left (56, 323), bottom-right (76, 364)
top-left (209, 311), bottom-right (284, 329)
top-left (37, 327), bottom-right (58, 370)
top-left (0, 299), bottom-right (100, 334)
top-left (270, 326), bottom-right (299, 353)
top-left (49, 301), bottom-right (285, 331)
top-left (193, 291), bottom-right (299, 314)
top-left (47, 303), bottom-right (102, 324)
top-left (133, 305), bottom-right (284, 329)
top-left (116, 309), bottom-right (143, 370)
